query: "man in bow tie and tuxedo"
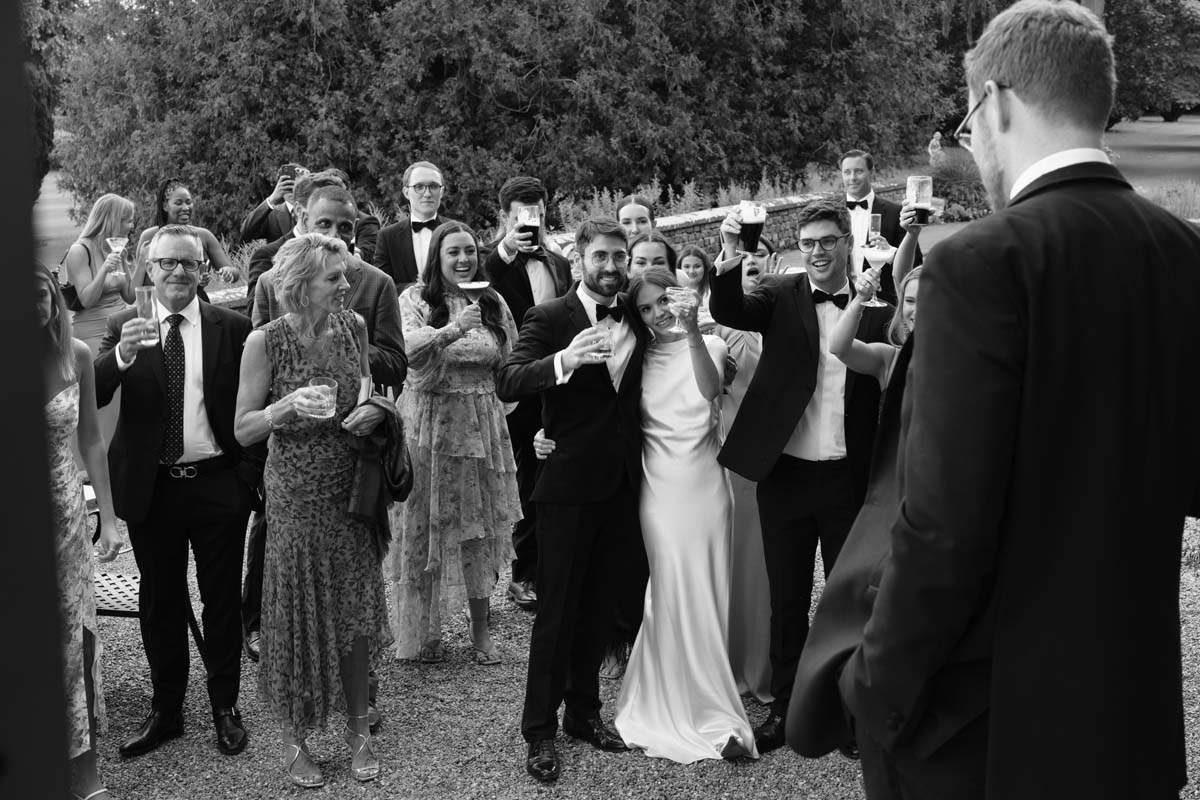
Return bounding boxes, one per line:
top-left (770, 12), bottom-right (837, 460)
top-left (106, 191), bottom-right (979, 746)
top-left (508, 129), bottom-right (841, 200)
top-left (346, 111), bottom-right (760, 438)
top-left (95, 225), bottom-right (259, 759)
top-left (842, 149), bottom-right (919, 305)
top-left (483, 176), bottom-right (574, 612)
top-left (373, 161), bottom-right (451, 292)
top-left (709, 196), bottom-right (891, 755)
top-left (497, 217), bottom-right (648, 784)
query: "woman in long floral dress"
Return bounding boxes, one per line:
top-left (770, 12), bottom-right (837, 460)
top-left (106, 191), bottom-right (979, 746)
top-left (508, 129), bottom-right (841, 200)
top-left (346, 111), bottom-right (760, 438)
top-left (390, 221), bottom-right (521, 666)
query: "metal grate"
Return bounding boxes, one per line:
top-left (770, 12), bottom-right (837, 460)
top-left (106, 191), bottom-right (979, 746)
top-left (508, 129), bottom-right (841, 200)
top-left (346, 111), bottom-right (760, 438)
top-left (94, 571), bottom-right (142, 617)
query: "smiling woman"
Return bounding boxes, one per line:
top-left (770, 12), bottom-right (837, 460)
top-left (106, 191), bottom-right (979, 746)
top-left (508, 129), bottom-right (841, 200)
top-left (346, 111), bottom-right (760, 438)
top-left (134, 178), bottom-right (241, 294)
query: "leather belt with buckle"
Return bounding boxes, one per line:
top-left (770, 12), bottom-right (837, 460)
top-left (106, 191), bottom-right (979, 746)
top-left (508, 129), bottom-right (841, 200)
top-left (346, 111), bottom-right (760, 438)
top-left (159, 455), bottom-right (231, 479)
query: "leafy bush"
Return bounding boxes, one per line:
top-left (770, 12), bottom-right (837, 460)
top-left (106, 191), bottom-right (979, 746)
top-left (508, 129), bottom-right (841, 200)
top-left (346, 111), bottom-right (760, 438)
top-left (931, 148), bottom-right (990, 221)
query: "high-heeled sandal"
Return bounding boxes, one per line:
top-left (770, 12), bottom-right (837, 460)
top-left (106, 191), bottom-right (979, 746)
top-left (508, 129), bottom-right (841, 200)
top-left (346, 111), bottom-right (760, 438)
top-left (284, 741), bottom-right (324, 788)
top-left (71, 790), bottom-right (112, 800)
top-left (344, 715), bottom-right (381, 782)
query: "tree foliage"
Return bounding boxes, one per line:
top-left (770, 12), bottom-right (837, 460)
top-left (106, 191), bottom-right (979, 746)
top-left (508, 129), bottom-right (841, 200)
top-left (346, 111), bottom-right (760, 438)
top-left (56, 0), bottom-right (950, 235)
top-left (22, 0), bottom-right (77, 200)
top-left (1106, 0), bottom-right (1200, 124)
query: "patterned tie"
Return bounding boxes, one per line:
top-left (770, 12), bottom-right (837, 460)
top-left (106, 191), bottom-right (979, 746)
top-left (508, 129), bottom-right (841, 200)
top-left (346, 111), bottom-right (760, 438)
top-left (161, 313), bottom-right (185, 465)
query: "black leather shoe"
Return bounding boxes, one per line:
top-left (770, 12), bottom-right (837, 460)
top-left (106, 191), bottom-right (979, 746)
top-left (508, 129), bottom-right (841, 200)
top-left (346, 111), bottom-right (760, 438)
top-left (243, 630), bottom-right (260, 662)
top-left (562, 712), bottom-right (629, 752)
top-left (368, 704), bottom-right (382, 734)
top-left (526, 739), bottom-right (560, 782)
top-left (213, 707), bottom-right (248, 755)
top-left (720, 734), bottom-right (752, 761)
top-left (838, 739), bottom-right (860, 760)
top-left (753, 714), bottom-right (787, 754)
top-left (119, 709), bottom-right (184, 758)
top-left (507, 580), bottom-right (537, 610)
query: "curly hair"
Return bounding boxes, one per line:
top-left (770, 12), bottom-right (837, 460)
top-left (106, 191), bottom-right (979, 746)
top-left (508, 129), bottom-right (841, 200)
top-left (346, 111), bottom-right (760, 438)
top-left (153, 178), bottom-right (190, 228)
top-left (272, 233), bottom-right (350, 323)
top-left (420, 222), bottom-right (507, 347)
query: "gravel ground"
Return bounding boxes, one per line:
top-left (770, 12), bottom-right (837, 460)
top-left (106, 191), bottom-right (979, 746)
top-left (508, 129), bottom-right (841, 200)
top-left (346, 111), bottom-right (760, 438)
top-left (92, 519), bottom-right (1200, 799)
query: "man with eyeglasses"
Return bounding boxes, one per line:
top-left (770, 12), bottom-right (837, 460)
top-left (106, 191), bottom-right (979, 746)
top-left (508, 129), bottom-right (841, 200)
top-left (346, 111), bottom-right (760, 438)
top-left (709, 196), bottom-right (890, 757)
top-left (498, 218), bottom-right (648, 784)
top-left (840, 149), bottom-right (920, 304)
top-left (373, 161), bottom-right (451, 291)
top-left (819, 2), bottom-right (1200, 798)
top-left (94, 224), bottom-right (260, 760)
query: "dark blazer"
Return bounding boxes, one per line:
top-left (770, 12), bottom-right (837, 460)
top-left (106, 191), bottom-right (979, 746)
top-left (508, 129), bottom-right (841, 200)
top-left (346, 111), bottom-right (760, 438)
top-left (839, 162), bottom-right (1200, 799)
top-left (252, 256), bottom-right (407, 389)
top-left (245, 232), bottom-right (294, 312)
top-left (373, 215), bottom-right (446, 291)
top-left (708, 264), bottom-right (890, 499)
top-left (239, 200), bottom-right (292, 245)
top-left (788, 335), bottom-right (913, 757)
top-left (94, 302), bottom-right (259, 524)
top-left (865, 194), bottom-right (922, 305)
top-left (496, 290), bottom-right (645, 504)
top-left (480, 240), bottom-right (573, 324)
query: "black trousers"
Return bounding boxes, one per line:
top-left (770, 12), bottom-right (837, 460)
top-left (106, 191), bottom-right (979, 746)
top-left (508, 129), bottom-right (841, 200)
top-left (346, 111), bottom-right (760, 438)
top-left (127, 461), bottom-right (251, 713)
top-left (506, 398), bottom-right (543, 585)
top-left (859, 712), bottom-right (989, 800)
top-left (520, 484), bottom-right (642, 741)
top-left (241, 510), bottom-right (266, 634)
top-left (757, 456), bottom-right (857, 717)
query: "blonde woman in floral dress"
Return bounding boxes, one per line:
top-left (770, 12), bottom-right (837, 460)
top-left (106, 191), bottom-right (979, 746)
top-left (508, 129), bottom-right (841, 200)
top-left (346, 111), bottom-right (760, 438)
top-left (390, 222), bottom-right (521, 666)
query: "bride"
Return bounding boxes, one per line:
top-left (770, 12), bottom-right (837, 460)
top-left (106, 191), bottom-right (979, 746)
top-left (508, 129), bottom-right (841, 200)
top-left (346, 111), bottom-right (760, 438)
top-left (535, 267), bottom-right (757, 763)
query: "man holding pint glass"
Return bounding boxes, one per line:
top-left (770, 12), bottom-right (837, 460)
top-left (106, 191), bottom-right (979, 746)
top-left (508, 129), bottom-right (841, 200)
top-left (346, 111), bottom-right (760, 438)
top-left (483, 177), bottom-right (574, 612)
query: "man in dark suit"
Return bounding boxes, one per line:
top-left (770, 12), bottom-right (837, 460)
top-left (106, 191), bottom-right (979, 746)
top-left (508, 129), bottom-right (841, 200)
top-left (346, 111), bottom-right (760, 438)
top-left (373, 161), bottom-right (449, 291)
top-left (483, 176), bottom-right (574, 612)
top-left (239, 163), bottom-right (306, 245)
top-left (497, 218), bottom-right (646, 784)
top-left (242, 182), bottom-right (405, 685)
top-left (841, 149), bottom-right (919, 304)
top-left (708, 196), bottom-right (891, 754)
top-left (831, 3), bottom-right (1200, 797)
top-left (95, 225), bottom-right (258, 759)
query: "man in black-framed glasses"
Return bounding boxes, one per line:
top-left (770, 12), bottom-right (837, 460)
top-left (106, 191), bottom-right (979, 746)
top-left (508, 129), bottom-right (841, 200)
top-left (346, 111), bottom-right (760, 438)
top-left (373, 160), bottom-right (454, 292)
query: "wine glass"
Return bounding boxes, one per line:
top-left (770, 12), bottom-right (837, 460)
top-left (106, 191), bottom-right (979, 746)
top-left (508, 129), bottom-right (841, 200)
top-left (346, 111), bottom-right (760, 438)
top-left (859, 247), bottom-right (892, 308)
top-left (664, 286), bottom-right (696, 333)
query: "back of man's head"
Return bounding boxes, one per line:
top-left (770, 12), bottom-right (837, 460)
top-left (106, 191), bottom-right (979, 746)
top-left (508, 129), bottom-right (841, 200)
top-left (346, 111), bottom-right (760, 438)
top-left (965, 0), bottom-right (1114, 132)
top-left (294, 170), bottom-right (349, 208)
top-left (499, 176), bottom-right (548, 212)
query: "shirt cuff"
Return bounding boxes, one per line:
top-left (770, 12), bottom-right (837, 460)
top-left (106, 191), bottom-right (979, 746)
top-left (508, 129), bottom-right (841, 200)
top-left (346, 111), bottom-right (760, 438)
top-left (115, 345), bottom-right (136, 371)
top-left (714, 253), bottom-right (743, 276)
top-left (497, 239), bottom-right (517, 264)
top-left (554, 351), bottom-right (574, 385)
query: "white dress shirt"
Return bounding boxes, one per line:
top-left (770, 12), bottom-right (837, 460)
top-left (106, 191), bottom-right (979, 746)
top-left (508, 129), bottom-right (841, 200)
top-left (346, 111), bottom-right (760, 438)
top-left (847, 190), bottom-right (875, 275)
top-left (116, 296), bottom-right (222, 462)
top-left (497, 237), bottom-right (557, 305)
top-left (555, 284), bottom-right (636, 390)
top-left (783, 280), bottom-right (850, 461)
top-left (411, 215), bottom-right (437, 277)
top-left (1008, 147), bottom-right (1111, 200)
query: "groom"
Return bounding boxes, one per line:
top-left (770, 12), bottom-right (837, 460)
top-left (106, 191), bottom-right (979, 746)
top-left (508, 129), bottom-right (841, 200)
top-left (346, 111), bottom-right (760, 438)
top-left (497, 217), bottom-right (647, 783)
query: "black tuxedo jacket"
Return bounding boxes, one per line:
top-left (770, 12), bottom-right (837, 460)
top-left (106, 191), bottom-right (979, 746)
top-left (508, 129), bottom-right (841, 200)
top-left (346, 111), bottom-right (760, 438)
top-left (709, 265), bottom-right (890, 499)
top-left (496, 291), bottom-right (646, 504)
top-left (239, 200), bottom-right (292, 245)
top-left (373, 215), bottom-right (446, 290)
top-left (245, 232), bottom-right (294, 313)
top-left (480, 240), bottom-right (573, 324)
top-left (864, 194), bottom-right (922, 305)
top-left (788, 335), bottom-right (913, 757)
top-left (839, 162), bottom-right (1200, 799)
top-left (94, 302), bottom-right (260, 524)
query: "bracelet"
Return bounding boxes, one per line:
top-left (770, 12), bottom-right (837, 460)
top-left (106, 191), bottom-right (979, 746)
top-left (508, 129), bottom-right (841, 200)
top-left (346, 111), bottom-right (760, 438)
top-left (264, 404), bottom-right (275, 430)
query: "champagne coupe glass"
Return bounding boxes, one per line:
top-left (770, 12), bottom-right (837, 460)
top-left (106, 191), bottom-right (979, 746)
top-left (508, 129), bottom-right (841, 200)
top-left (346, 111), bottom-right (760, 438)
top-left (664, 286), bottom-right (696, 333)
top-left (860, 247), bottom-right (892, 308)
top-left (459, 281), bottom-right (490, 304)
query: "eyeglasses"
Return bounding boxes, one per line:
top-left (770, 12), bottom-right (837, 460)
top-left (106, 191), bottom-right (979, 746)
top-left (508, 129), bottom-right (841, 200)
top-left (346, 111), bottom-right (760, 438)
top-left (954, 82), bottom-right (1010, 154)
top-left (150, 258), bottom-right (206, 272)
top-left (797, 234), bottom-right (850, 253)
top-left (588, 251), bottom-right (629, 268)
top-left (407, 183), bottom-right (444, 195)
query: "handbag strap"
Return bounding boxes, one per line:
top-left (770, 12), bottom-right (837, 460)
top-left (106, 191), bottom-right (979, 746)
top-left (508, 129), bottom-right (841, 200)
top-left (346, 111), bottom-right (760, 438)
top-left (58, 241), bottom-right (92, 282)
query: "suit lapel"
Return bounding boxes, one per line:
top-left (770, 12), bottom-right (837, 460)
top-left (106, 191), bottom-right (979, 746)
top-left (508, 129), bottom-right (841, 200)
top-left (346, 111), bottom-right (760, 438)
top-left (344, 259), bottom-right (366, 310)
top-left (512, 254), bottom-right (537, 310)
top-left (796, 275), bottom-right (820, 366)
top-left (199, 301), bottom-right (220, 399)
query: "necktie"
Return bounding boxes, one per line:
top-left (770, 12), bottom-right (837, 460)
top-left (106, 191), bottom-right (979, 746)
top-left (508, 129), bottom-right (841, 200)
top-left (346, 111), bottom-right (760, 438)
top-left (846, 199), bottom-right (869, 210)
top-left (813, 290), bottom-right (849, 309)
top-left (161, 313), bottom-right (185, 465)
top-left (411, 218), bottom-right (438, 233)
top-left (596, 303), bottom-right (624, 323)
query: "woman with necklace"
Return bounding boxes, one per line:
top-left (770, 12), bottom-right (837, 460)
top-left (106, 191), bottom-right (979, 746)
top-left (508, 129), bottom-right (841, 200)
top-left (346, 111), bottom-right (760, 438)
top-left (234, 233), bottom-right (392, 788)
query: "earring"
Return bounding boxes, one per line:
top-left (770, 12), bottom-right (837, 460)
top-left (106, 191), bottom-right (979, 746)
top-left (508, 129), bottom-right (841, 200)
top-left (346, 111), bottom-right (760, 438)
top-left (300, 295), bottom-right (310, 308)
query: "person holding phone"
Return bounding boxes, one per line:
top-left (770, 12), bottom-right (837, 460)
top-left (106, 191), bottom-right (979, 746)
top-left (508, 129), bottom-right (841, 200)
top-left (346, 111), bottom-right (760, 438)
top-left (239, 163), bottom-right (309, 245)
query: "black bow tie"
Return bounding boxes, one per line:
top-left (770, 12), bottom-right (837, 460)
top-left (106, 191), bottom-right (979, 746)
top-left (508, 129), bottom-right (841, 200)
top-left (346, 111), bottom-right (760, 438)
top-left (411, 218), bottom-right (438, 233)
top-left (596, 303), bottom-right (624, 323)
top-left (813, 290), bottom-right (849, 309)
top-left (520, 247), bottom-right (548, 261)
top-left (846, 199), bottom-right (869, 210)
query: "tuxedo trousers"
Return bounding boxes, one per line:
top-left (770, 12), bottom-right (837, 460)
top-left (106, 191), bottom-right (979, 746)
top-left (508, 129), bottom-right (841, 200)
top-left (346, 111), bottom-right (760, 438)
top-left (521, 482), bottom-right (641, 741)
top-left (127, 459), bottom-right (251, 712)
top-left (757, 455), bottom-right (857, 718)
top-left (506, 398), bottom-right (543, 585)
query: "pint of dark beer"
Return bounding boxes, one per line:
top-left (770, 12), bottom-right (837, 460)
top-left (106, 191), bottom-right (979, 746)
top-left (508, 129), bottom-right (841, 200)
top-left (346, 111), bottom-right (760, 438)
top-left (907, 176), bottom-right (933, 225)
top-left (739, 201), bottom-right (767, 252)
top-left (517, 205), bottom-right (541, 240)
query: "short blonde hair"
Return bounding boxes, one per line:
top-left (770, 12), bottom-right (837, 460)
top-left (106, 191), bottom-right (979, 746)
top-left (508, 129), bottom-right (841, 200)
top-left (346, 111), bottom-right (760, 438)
top-left (273, 233), bottom-right (349, 315)
top-left (965, 0), bottom-right (1114, 131)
